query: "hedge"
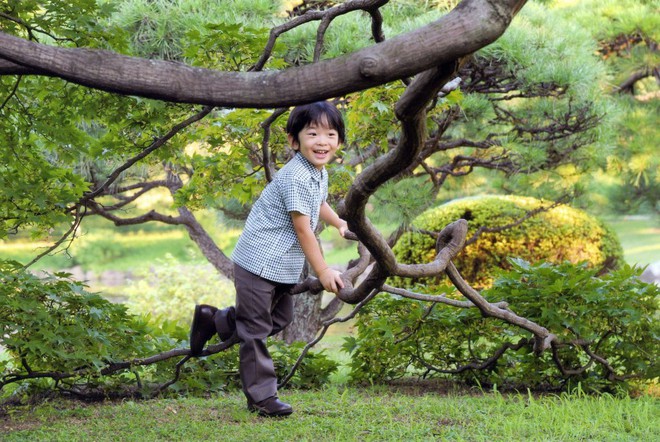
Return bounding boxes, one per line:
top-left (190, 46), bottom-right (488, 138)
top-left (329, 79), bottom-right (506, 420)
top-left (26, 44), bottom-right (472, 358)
top-left (392, 195), bottom-right (623, 289)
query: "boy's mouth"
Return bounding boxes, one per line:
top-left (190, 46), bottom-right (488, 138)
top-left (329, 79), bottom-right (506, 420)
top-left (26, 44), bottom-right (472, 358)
top-left (313, 149), bottom-right (329, 155)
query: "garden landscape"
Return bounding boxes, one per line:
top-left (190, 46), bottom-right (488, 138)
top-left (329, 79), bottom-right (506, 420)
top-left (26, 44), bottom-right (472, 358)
top-left (0, 0), bottom-right (658, 440)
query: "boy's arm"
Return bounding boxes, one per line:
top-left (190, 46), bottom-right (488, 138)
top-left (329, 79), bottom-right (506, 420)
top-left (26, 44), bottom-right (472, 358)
top-left (319, 201), bottom-right (348, 237)
top-left (291, 211), bottom-right (344, 294)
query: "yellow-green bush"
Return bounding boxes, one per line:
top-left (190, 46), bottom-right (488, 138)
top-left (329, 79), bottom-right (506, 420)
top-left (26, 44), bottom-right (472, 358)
top-left (393, 195), bottom-right (623, 289)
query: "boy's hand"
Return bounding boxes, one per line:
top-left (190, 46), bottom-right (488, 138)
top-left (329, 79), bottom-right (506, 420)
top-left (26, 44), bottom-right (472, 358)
top-left (338, 220), bottom-right (349, 238)
top-left (318, 267), bottom-right (345, 294)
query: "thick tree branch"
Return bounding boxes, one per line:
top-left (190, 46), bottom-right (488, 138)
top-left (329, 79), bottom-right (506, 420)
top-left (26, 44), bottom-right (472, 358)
top-left (445, 261), bottom-right (556, 354)
top-left (616, 66), bottom-right (659, 94)
top-left (341, 63), bottom-right (458, 277)
top-left (0, 0), bottom-right (528, 107)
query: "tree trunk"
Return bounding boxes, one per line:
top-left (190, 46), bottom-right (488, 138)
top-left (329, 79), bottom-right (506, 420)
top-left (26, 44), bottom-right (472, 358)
top-left (281, 293), bottom-right (323, 344)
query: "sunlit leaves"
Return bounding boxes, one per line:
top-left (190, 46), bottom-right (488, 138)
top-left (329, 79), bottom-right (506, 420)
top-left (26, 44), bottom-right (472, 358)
top-left (345, 84), bottom-right (404, 152)
top-left (183, 23), bottom-right (283, 70)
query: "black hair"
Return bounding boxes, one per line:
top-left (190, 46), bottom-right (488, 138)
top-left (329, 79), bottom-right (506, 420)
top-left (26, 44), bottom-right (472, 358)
top-left (286, 101), bottom-right (345, 145)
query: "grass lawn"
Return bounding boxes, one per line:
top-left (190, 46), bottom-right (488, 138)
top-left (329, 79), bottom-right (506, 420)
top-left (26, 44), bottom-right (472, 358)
top-left (605, 216), bottom-right (660, 267)
top-left (2, 385), bottom-right (658, 441)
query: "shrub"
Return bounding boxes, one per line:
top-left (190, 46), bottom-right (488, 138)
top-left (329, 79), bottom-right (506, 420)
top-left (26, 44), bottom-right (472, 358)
top-left (0, 260), bottom-right (192, 399)
top-left (1, 259), bottom-right (337, 401)
top-left (123, 254), bottom-right (235, 325)
top-left (393, 195), bottom-right (624, 289)
top-left (271, 341), bottom-right (339, 389)
top-left (347, 260), bottom-right (659, 392)
top-left (71, 236), bottom-right (127, 268)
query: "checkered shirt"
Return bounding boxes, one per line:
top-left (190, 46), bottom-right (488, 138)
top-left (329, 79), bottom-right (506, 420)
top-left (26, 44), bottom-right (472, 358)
top-left (231, 153), bottom-right (328, 283)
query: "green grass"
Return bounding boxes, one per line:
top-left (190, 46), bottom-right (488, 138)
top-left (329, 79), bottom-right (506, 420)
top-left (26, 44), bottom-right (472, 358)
top-left (2, 387), bottom-right (657, 441)
top-left (605, 216), bottom-right (660, 267)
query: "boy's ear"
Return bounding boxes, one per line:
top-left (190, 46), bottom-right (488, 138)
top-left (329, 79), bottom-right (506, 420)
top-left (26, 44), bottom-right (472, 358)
top-left (287, 134), bottom-right (299, 150)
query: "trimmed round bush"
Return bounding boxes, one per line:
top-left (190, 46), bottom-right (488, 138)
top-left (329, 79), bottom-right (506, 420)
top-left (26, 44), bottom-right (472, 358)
top-left (393, 195), bottom-right (623, 289)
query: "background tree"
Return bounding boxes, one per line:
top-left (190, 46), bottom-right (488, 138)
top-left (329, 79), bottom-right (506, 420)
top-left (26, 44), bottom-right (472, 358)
top-left (551, 0), bottom-right (659, 214)
top-left (1, 0), bottom-right (656, 397)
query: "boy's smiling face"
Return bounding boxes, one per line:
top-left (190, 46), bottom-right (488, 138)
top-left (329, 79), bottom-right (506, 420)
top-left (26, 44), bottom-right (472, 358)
top-left (288, 119), bottom-right (340, 170)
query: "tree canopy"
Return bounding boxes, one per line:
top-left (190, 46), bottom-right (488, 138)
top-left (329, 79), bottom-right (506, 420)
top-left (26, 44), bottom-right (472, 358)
top-left (1, 0), bottom-right (658, 397)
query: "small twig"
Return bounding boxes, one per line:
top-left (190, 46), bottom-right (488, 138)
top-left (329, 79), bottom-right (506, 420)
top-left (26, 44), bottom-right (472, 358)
top-left (260, 108), bottom-right (287, 182)
top-left (149, 356), bottom-right (192, 397)
top-left (366, 6), bottom-right (385, 43)
top-left (394, 303), bottom-right (436, 344)
top-left (21, 207), bottom-right (84, 270)
top-left (251, 0), bottom-right (389, 71)
top-left (81, 106), bottom-right (213, 202)
top-left (414, 337), bottom-right (531, 374)
top-left (278, 289), bottom-right (379, 389)
top-left (382, 283), bottom-right (509, 309)
top-left (0, 75), bottom-right (21, 111)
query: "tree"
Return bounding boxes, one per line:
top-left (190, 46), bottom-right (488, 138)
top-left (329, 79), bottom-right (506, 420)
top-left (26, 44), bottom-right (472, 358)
top-left (0, 0), bottom-right (650, 395)
top-left (551, 0), bottom-right (659, 214)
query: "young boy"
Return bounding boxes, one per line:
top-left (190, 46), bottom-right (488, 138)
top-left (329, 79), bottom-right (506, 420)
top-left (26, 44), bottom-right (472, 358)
top-left (189, 101), bottom-right (348, 417)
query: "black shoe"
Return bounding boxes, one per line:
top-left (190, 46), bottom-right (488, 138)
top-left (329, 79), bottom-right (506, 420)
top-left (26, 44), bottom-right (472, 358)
top-left (248, 396), bottom-right (293, 417)
top-left (214, 306), bottom-right (236, 341)
top-left (190, 304), bottom-right (218, 356)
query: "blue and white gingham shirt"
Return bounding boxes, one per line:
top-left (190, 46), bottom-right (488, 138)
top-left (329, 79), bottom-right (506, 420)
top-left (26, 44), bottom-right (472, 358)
top-left (231, 153), bottom-right (328, 283)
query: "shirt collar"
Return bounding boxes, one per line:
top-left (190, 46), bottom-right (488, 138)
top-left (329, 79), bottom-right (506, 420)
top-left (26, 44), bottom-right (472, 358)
top-left (295, 152), bottom-right (324, 182)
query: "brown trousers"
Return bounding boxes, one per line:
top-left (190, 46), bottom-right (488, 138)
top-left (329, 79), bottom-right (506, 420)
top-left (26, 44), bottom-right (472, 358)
top-left (233, 264), bottom-right (294, 403)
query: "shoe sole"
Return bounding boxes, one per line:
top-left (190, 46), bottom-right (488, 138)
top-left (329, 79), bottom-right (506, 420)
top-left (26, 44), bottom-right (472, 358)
top-left (190, 305), bottom-right (206, 355)
top-left (248, 404), bottom-right (293, 417)
top-left (215, 307), bottom-right (234, 341)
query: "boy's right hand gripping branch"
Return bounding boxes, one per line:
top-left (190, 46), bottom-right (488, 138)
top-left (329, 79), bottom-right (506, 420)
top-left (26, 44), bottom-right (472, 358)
top-left (318, 267), bottom-right (344, 294)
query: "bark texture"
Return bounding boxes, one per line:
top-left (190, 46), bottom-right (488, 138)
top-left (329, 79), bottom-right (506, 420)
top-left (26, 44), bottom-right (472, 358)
top-left (0, 0), bottom-right (527, 108)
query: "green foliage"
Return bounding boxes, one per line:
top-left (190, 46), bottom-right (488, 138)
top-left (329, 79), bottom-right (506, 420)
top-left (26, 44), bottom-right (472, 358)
top-left (107, 0), bottom-right (279, 64)
top-left (393, 195), bottom-right (623, 289)
top-left (0, 260), bottom-right (185, 399)
top-left (123, 254), bottom-right (235, 324)
top-left (548, 0), bottom-right (659, 214)
top-left (175, 108), bottom-right (278, 210)
top-left (344, 84), bottom-right (403, 151)
top-left (0, 256), bottom-right (337, 400)
top-left (0, 0), bottom-right (193, 239)
top-left (173, 346), bottom-right (241, 397)
top-left (600, 97), bottom-right (659, 214)
top-left (369, 177), bottom-right (437, 226)
top-left (0, 257), bottom-right (245, 399)
top-left (440, 1), bottom-right (620, 204)
top-left (489, 259), bottom-right (659, 382)
top-left (271, 341), bottom-right (339, 390)
top-left (348, 260), bottom-right (658, 392)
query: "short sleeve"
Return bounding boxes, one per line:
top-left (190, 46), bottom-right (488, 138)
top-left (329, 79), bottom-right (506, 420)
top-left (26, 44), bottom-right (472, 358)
top-left (281, 177), bottom-right (315, 217)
